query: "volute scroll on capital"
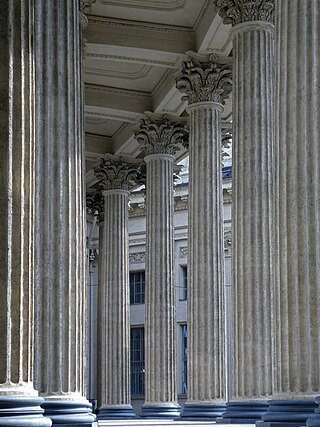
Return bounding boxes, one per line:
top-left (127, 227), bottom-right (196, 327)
top-left (79, 0), bottom-right (96, 29)
top-left (175, 51), bottom-right (232, 105)
top-left (134, 112), bottom-right (189, 156)
top-left (93, 154), bottom-right (143, 192)
top-left (213, 0), bottom-right (275, 26)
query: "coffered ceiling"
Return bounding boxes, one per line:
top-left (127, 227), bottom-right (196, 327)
top-left (84, 0), bottom-right (232, 188)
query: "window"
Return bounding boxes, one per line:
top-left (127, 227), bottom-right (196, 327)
top-left (130, 327), bottom-right (145, 396)
top-left (180, 266), bottom-right (187, 300)
top-left (182, 324), bottom-right (187, 394)
top-left (130, 271), bottom-right (145, 305)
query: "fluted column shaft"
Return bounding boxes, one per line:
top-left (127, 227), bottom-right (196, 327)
top-left (99, 190), bottom-right (131, 408)
top-left (231, 20), bottom-right (275, 401)
top-left (275, 0), bottom-right (320, 400)
top-left (34, 2), bottom-right (94, 425)
top-left (135, 112), bottom-right (187, 418)
top-left (0, 0), bottom-right (36, 397)
top-left (0, 1), bottom-right (51, 425)
top-left (187, 103), bottom-right (225, 403)
top-left (175, 53), bottom-right (231, 418)
top-left (144, 154), bottom-right (177, 407)
top-left (94, 154), bottom-right (140, 419)
top-left (34, 0), bottom-right (86, 399)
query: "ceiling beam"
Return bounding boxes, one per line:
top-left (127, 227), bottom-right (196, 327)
top-left (84, 15), bottom-right (196, 56)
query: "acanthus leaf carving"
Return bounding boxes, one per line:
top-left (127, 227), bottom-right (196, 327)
top-left (175, 52), bottom-right (232, 105)
top-left (94, 154), bottom-right (143, 191)
top-left (213, 0), bottom-right (275, 26)
top-left (134, 112), bottom-right (189, 156)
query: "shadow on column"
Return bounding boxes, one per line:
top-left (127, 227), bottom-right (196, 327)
top-left (42, 400), bottom-right (96, 426)
top-left (180, 403), bottom-right (226, 420)
top-left (216, 401), bottom-right (268, 424)
top-left (0, 397), bottom-right (52, 426)
top-left (256, 400), bottom-right (317, 427)
top-left (307, 397), bottom-right (320, 427)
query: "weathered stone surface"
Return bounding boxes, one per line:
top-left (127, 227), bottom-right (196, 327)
top-left (94, 157), bottom-right (141, 417)
top-left (136, 114), bottom-right (185, 416)
top-left (214, 0), bottom-right (275, 26)
top-left (275, 0), bottom-right (320, 400)
top-left (175, 52), bottom-right (232, 105)
top-left (176, 53), bottom-right (230, 411)
top-left (228, 2), bottom-right (275, 403)
top-left (33, 1), bottom-right (92, 417)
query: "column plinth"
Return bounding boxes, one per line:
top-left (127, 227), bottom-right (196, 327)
top-left (0, 1), bottom-right (51, 425)
top-left (176, 53), bottom-right (232, 419)
top-left (33, 1), bottom-right (95, 426)
top-left (94, 155), bottom-right (142, 420)
top-left (214, 1), bottom-right (275, 423)
top-left (135, 113), bottom-right (188, 419)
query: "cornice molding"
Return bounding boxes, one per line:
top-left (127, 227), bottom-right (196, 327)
top-left (85, 83), bottom-right (151, 100)
top-left (85, 52), bottom-right (179, 68)
top-left (101, 0), bottom-right (187, 11)
top-left (85, 64), bottom-right (152, 80)
top-left (87, 15), bottom-right (194, 36)
top-left (85, 110), bottom-right (137, 124)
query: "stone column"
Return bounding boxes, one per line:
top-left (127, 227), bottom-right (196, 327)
top-left (0, 2), bottom-right (51, 425)
top-left (214, 1), bottom-right (275, 422)
top-left (175, 52), bottom-right (232, 419)
top-left (134, 113), bottom-right (188, 418)
top-left (261, 1), bottom-right (320, 426)
top-left (94, 155), bottom-right (141, 420)
top-left (33, 1), bottom-right (95, 426)
top-left (86, 192), bottom-right (104, 408)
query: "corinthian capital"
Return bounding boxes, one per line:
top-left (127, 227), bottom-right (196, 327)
top-left (214, 0), bottom-right (275, 26)
top-left (94, 154), bottom-right (142, 191)
top-left (175, 52), bottom-right (232, 105)
top-left (134, 112), bottom-right (189, 156)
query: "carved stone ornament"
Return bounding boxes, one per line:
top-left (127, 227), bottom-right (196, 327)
top-left (79, 0), bottom-right (96, 29)
top-left (134, 112), bottom-right (189, 156)
top-left (175, 51), bottom-right (232, 105)
top-left (129, 252), bottom-right (146, 264)
top-left (94, 154), bottom-right (143, 191)
top-left (86, 191), bottom-right (105, 218)
top-left (214, 0), bottom-right (275, 26)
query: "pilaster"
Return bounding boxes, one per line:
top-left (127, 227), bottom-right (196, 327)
top-left (175, 52), bottom-right (231, 419)
top-left (135, 113), bottom-right (188, 418)
top-left (94, 155), bottom-right (142, 420)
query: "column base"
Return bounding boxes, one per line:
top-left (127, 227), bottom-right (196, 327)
top-left (141, 403), bottom-right (181, 418)
top-left (180, 402), bottom-right (226, 420)
top-left (98, 404), bottom-right (137, 420)
top-left (42, 400), bottom-right (96, 426)
top-left (257, 400), bottom-right (317, 427)
top-left (0, 396), bottom-right (52, 426)
top-left (307, 397), bottom-right (320, 427)
top-left (216, 401), bottom-right (268, 424)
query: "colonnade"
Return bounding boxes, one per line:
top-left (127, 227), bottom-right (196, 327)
top-left (1, 0), bottom-right (320, 425)
top-left (89, 1), bottom-right (320, 425)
